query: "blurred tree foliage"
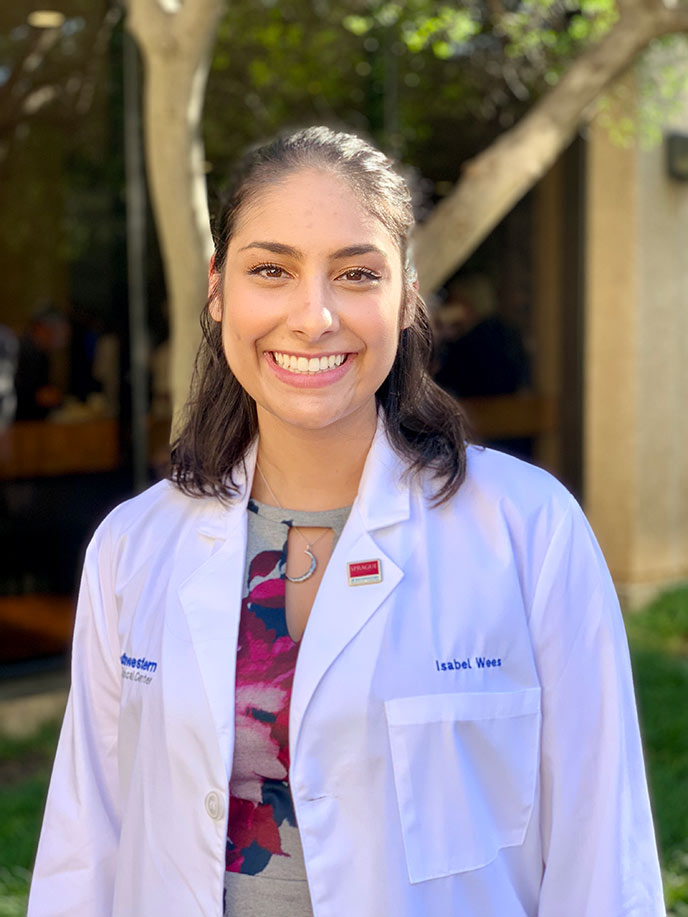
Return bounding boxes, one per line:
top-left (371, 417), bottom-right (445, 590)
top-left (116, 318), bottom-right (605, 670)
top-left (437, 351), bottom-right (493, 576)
top-left (203, 0), bottom-right (628, 199)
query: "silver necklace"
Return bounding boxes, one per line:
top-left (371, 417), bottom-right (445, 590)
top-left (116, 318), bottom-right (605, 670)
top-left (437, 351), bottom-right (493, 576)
top-left (255, 463), bottom-right (331, 583)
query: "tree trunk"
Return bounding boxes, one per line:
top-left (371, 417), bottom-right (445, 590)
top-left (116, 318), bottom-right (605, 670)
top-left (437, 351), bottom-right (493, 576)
top-left (413, 1), bottom-right (688, 296)
top-left (125, 0), bottom-right (224, 428)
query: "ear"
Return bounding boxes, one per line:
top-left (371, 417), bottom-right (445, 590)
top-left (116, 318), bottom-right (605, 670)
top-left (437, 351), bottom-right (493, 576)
top-left (208, 252), bottom-right (222, 323)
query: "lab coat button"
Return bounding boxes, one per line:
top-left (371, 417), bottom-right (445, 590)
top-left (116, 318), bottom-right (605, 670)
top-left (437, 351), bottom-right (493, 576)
top-left (204, 790), bottom-right (225, 820)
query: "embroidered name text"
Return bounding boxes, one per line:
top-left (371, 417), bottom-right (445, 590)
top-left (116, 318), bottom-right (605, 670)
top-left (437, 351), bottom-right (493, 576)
top-left (435, 656), bottom-right (502, 672)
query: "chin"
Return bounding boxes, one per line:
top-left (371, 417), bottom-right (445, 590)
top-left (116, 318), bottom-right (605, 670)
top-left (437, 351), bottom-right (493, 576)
top-left (280, 410), bottom-right (349, 431)
top-left (260, 399), bottom-right (374, 434)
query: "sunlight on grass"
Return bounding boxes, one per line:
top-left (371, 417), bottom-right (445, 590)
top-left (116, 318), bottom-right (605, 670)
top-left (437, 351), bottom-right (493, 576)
top-left (0, 866), bottom-right (31, 917)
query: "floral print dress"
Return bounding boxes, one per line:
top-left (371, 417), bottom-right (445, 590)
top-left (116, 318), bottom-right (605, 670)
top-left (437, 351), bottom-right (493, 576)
top-left (223, 498), bottom-right (351, 917)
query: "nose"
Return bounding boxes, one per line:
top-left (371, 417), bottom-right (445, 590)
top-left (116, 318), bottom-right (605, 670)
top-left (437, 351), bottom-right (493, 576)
top-left (285, 275), bottom-right (339, 341)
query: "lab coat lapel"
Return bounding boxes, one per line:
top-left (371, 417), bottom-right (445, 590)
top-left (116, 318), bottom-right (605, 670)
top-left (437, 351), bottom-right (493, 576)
top-left (175, 424), bottom-right (410, 771)
top-left (177, 443), bottom-right (257, 778)
top-left (291, 422), bottom-right (409, 741)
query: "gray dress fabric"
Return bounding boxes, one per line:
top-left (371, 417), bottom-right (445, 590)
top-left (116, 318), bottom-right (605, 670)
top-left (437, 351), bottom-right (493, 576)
top-left (223, 499), bottom-right (351, 917)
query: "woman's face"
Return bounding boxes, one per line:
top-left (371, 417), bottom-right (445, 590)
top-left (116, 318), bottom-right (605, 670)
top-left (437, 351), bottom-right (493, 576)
top-left (209, 168), bottom-right (409, 437)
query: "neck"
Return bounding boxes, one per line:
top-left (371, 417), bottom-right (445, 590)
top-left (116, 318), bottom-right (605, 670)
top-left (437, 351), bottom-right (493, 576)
top-left (253, 406), bottom-right (377, 510)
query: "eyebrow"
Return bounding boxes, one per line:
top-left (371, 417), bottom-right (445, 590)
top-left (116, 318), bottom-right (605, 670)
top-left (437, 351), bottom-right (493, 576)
top-left (238, 241), bottom-right (388, 260)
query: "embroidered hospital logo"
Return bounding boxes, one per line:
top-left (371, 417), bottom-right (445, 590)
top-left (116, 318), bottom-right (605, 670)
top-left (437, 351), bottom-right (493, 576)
top-left (120, 651), bottom-right (158, 685)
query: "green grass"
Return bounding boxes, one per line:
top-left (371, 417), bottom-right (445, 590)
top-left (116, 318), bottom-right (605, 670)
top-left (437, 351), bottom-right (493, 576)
top-left (626, 587), bottom-right (688, 860)
top-left (0, 719), bottom-right (60, 916)
top-left (626, 586), bottom-right (688, 914)
top-left (0, 866), bottom-right (33, 917)
top-left (1, 588), bottom-right (687, 913)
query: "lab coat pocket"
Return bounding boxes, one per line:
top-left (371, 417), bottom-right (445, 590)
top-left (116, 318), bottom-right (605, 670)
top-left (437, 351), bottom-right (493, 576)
top-left (385, 688), bottom-right (541, 884)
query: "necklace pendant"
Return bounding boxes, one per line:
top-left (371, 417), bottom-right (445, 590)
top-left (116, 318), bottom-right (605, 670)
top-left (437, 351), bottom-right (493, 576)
top-left (286, 547), bottom-right (317, 583)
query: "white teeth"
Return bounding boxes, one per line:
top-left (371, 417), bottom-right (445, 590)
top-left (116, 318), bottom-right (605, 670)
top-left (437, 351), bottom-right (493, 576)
top-left (271, 352), bottom-right (348, 374)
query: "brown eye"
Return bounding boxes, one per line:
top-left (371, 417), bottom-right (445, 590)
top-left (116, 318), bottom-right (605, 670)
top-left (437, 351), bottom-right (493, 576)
top-left (340, 268), bottom-right (380, 283)
top-left (249, 263), bottom-right (288, 279)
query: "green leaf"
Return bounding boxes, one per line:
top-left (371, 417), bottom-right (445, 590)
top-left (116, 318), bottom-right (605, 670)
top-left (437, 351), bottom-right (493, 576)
top-left (568, 15), bottom-right (590, 42)
top-left (375, 3), bottom-right (403, 28)
top-left (432, 40), bottom-right (453, 59)
top-left (343, 14), bottom-right (372, 37)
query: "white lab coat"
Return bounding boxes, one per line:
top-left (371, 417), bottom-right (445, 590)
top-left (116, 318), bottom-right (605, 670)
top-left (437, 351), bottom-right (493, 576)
top-left (28, 422), bottom-right (665, 917)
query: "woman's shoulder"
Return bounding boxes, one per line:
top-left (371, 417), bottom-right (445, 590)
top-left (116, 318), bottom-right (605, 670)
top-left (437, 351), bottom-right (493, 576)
top-left (91, 479), bottom-right (231, 551)
top-left (427, 447), bottom-right (612, 615)
top-left (421, 444), bottom-right (584, 560)
top-left (459, 444), bottom-right (574, 516)
top-left (98, 478), bottom-right (187, 529)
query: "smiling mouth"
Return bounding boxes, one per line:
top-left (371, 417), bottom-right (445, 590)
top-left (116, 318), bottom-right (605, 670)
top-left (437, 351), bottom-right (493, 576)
top-left (270, 352), bottom-right (349, 374)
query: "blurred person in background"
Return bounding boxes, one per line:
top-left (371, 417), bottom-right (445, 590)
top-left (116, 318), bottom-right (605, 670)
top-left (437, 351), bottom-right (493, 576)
top-left (14, 305), bottom-right (71, 421)
top-left (434, 273), bottom-right (529, 399)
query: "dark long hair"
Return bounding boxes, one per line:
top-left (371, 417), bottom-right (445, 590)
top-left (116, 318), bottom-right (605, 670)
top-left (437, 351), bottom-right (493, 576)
top-left (170, 126), bottom-right (471, 505)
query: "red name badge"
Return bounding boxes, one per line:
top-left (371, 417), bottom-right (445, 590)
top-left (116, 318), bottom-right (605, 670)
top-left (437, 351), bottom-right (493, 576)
top-left (347, 559), bottom-right (382, 586)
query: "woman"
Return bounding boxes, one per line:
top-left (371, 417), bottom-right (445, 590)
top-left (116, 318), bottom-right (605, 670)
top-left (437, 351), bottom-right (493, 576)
top-left (29, 127), bottom-right (664, 917)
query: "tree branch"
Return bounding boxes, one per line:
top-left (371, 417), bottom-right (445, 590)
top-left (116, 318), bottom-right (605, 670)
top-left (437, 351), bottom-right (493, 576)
top-left (125, 0), bottom-right (175, 53)
top-left (413, 0), bottom-right (688, 295)
top-left (126, 0), bottom-right (224, 58)
top-left (124, 0), bottom-right (225, 421)
top-left (177, 0), bottom-right (225, 49)
top-left (656, 7), bottom-right (688, 30)
top-left (0, 29), bottom-right (60, 129)
top-left (75, 7), bottom-right (122, 114)
top-left (483, 0), bottom-right (506, 31)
